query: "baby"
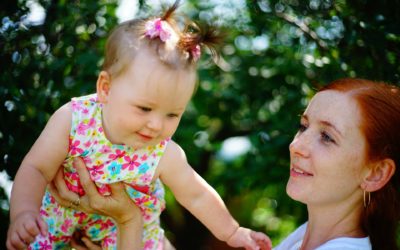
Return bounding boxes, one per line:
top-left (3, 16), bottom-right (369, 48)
top-left (7, 2), bottom-right (271, 250)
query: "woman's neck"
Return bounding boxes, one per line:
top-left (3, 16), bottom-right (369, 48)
top-left (300, 202), bottom-right (365, 250)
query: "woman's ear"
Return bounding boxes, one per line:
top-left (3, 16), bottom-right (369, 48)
top-left (96, 71), bottom-right (111, 103)
top-left (362, 159), bottom-right (396, 192)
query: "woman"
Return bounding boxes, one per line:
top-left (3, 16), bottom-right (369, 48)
top-left (52, 78), bottom-right (400, 249)
top-left (275, 78), bottom-right (400, 250)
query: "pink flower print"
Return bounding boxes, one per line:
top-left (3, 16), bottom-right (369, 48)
top-left (100, 219), bottom-right (114, 230)
top-left (108, 149), bottom-right (126, 160)
top-left (103, 237), bottom-right (116, 247)
top-left (60, 219), bottom-right (73, 233)
top-left (87, 118), bottom-right (96, 128)
top-left (122, 155), bottom-right (140, 171)
top-left (71, 102), bottom-right (81, 111)
top-left (140, 173), bottom-right (152, 183)
top-left (88, 164), bottom-right (104, 180)
top-left (39, 209), bottom-right (49, 217)
top-left (74, 212), bottom-right (88, 224)
top-left (53, 207), bottom-right (62, 217)
top-left (97, 184), bottom-right (111, 195)
top-left (83, 141), bottom-right (92, 148)
top-left (66, 181), bottom-right (84, 196)
top-left (140, 154), bottom-right (148, 161)
top-left (39, 240), bottom-right (52, 250)
top-left (70, 140), bottom-right (84, 155)
top-left (83, 156), bottom-right (92, 165)
top-left (143, 239), bottom-right (155, 250)
top-left (82, 108), bottom-right (89, 115)
top-left (99, 145), bottom-right (111, 154)
top-left (65, 171), bottom-right (79, 181)
top-left (76, 122), bottom-right (88, 135)
top-left (135, 196), bottom-right (150, 206)
top-left (143, 213), bottom-right (152, 221)
top-left (98, 127), bottom-right (103, 133)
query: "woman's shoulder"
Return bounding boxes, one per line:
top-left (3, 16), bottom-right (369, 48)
top-left (316, 236), bottom-right (371, 250)
top-left (273, 223), bottom-right (307, 250)
top-left (273, 222), bottom-right (371, 250)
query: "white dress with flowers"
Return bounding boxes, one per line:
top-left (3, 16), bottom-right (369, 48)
top-left (29, 94), bottom-right (168, 250)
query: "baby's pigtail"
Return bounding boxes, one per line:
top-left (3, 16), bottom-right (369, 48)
top-left (161, 0), bottom-right (180, 22)
top-left (179, 22), bottom-right (225, 63)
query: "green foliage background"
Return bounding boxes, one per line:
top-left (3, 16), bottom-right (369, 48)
top-left (1, 0), bottom-right (399, 248)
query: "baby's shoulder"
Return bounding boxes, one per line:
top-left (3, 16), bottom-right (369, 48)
top-left (157, 140), bottom-right (188, 171)
top-left (163, 140), bottom-right (186, 159)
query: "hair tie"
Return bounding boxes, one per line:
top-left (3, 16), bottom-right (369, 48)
top-left (145, 18), bottom-right (173, 42)
top-left (191, 44), bottom-right (201, 61)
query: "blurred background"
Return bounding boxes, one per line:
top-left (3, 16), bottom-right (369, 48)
top-left (1, 0), bottom-right (399, 249)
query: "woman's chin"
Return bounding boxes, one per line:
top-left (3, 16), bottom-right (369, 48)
top-left (286, 180), bottom-right (306, 203)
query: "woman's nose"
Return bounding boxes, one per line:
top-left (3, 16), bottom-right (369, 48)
top-left (289, 133), bottom-right (310, 158)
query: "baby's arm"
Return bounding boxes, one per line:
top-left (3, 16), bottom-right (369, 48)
top-left (158, 141), bottom-right (271, 249)
top-left (7, 103), bottom-right (71, 249)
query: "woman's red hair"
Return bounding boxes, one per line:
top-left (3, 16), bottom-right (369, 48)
top-left (320, 78), bottom-right (400, 250)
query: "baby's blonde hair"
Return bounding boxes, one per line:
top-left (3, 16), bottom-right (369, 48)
top-left (102, 1), bottom-right (223, 79)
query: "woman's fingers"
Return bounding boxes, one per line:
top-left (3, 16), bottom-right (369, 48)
top-left (48, 183), bottom-right (72, 207)
top-left (73, 158), bottom-right (101, 199)
top-left (53, 167), bottom-right (79, 202)
top-left (81, 237), bottom-right (102, 250)
top-left (108, 182), bottom-right (126, 199)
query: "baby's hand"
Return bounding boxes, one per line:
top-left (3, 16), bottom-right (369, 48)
top-left (6, 210), bottom-right (47, 250)
top-left (226, 227), bottom-right (272, 250)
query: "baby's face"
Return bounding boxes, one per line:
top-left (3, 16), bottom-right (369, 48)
top-left (99, 49), bottom-right (196, 149)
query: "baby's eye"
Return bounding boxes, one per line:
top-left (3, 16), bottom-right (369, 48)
top-left (321, 131), bottom-right (336, 144)
top-left (167, 113), bottom-right (179, 118)
top-left (138, 106), bottom-right (151, 112)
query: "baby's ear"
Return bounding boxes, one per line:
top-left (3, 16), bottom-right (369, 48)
top-left (362, 158), bottom-right (396, 192)
top-left (96, 71), bottom-right (111, 103)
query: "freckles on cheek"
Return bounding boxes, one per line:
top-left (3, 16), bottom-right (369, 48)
top-left (341, 151), bottom-right (363, 179)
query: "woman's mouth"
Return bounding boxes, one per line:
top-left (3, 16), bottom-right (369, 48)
top-left (290, 166), bottom-right (313, 177)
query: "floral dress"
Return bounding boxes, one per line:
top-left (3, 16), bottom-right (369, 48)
top-left (29, 94), bottom-right (168, 250)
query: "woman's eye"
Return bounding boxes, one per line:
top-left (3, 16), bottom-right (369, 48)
top-left (298, 123), bottom-right (307, 133)
top-left (321, 131), bottom-right (335, 144)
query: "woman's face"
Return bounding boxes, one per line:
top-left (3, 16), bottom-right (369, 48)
top-left (287, 90), bottom-right (368, 208)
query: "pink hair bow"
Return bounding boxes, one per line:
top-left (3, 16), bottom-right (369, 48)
top-left (145, 18), bottom-right (172, 42)
top-left (191, 44), bottom-right (201, 61)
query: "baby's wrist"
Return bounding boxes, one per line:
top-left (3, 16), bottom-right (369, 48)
top-left (10, 209), bottom-right (38, 222)
top-left (224, 225), bottom-right (240, 243)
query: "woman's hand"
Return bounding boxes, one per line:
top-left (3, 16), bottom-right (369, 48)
top-left (49, 158), bottom-right (141, 224)
top-left (70, 231), bottom-right (101, 250)
top-left (49, 157), bottom-right (143, 249)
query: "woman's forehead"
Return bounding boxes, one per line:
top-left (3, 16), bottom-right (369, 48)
top-left (306, 91), bottom-right (362, 134)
